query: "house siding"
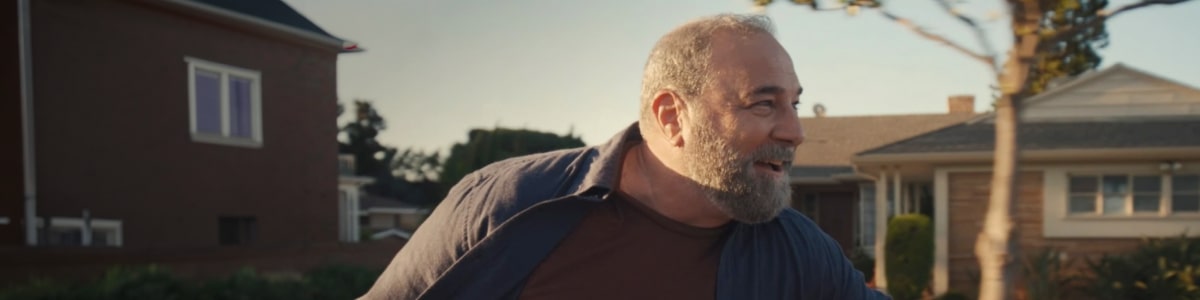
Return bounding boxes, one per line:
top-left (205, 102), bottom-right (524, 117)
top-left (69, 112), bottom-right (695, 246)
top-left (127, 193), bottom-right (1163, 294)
top-left (28, 0), bottom-right (339, 248)
top-left (946, 171), bottom-right (1142, 294)
top-left (2, 0), bottom-right (27, 246)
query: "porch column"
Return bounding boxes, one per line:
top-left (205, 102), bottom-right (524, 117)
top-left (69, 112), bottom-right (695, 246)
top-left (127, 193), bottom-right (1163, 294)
top-left (933, 169), bottom-right (950, 294)
top-left (874, 168), bottom-right (889, 291)
top-left (893, 169), bottom-right (903, 216)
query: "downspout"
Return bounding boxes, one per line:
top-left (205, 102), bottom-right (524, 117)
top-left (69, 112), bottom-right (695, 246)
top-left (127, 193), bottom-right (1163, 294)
top-left (18, 0), bottom-right (38, 246)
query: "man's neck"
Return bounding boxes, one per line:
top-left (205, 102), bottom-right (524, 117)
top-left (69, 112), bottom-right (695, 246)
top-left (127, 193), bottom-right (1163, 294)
top-left (618, 144), bottom-right (732, 228)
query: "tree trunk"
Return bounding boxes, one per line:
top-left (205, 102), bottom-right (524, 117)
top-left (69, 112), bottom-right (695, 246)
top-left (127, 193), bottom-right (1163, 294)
top-left (976, 1), bottom-right (1041, 299)
top-left (975, 93), bottom-right (1020, 300)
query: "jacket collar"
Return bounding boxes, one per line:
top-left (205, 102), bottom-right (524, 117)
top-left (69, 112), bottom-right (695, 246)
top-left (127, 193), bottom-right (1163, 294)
top-left (574, 122), bottom-right (642, 197)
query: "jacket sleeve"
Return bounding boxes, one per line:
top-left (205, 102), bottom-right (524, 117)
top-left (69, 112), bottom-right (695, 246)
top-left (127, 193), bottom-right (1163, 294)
top-left (358, 172), bottom-right (490, 300)
top-left (816, 232), bottom-right (891, 300)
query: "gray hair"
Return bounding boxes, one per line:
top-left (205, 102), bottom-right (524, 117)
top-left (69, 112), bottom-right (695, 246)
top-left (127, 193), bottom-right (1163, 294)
top-left (639, 14), bottom-right (776, 125)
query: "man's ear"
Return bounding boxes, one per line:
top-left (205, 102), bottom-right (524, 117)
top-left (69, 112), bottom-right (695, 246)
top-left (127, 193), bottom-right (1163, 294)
top-left (651, 90), bottom-right (686, 147)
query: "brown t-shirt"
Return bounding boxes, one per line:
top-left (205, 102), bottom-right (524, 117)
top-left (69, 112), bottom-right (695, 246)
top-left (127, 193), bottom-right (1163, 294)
top-left (518, 191), bottom-right (730, 300)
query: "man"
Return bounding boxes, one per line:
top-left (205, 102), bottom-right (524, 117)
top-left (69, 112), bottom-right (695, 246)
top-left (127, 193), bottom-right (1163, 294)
top-left (361, 14), bottom-right (888, 300)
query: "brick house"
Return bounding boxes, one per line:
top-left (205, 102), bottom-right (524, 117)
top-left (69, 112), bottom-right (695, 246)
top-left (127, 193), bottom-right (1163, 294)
top-left (0, 0), bottom-right (401, 282)
top-left (789, 97), bottom-right (979, 256)
top-left (851, 64), bottom-right (1200, 295)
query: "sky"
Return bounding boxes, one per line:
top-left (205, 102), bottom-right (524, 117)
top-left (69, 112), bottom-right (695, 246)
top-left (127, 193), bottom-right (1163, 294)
top-left (284, 0), bottom-right (1200, 154)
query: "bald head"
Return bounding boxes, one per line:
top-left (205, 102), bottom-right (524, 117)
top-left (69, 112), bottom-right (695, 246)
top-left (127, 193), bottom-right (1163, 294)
top-left (639, 14), bottom-right (777, 126)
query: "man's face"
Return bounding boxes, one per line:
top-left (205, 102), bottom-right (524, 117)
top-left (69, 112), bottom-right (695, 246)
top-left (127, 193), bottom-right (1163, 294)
top-left (681, 31), bottom-right (804, 224)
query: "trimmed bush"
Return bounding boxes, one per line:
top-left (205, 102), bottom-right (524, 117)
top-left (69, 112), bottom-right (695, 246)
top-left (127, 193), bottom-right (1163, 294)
top-left (885, 214), bottom-right (934, 300)
top-left (1081, 234), bottom-right (1200, 300)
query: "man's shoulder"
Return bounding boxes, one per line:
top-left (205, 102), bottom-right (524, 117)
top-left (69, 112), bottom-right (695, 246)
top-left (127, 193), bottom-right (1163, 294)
top-left (445, 146), bottom-right (599, 217)
top-left (776, 208), bottom-right (820, 231)
top-left (468, 146), bottom-right (597, 189)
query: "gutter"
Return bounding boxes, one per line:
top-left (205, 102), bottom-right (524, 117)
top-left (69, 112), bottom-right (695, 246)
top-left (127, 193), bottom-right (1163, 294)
top-left (854, 147), bottom-right (1200, 165)
top-left (158, 0), bottom-right (363, 53)
top-left (18, 0), bottom-right (37, 246)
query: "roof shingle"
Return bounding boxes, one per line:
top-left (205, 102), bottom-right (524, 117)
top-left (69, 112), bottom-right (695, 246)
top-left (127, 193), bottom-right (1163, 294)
top-left (861, 119), bottom-right (1200, 155)
top-left (794, 113), bottom-right (978, 166)
top-left (192, 0), bottom-right (337, 40)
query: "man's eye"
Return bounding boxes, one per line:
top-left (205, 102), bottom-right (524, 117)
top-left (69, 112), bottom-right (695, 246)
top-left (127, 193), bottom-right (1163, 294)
top-left (791, 101), bottom-right (801, 110)
top-left (750, 101), bottom-right (774, 114)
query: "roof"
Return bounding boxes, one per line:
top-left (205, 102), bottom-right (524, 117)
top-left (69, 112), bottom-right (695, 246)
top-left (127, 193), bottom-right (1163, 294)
top-left (966, 63), bottom-right (1200, 124)
top-left (860, 119), bottom-right (1200, 155)
top-left (192, 0), bottom-right (335, 39)
top-left (159, 0), bottom-right (360, 52)
top-left (793, 113), bottom-right (979, 166)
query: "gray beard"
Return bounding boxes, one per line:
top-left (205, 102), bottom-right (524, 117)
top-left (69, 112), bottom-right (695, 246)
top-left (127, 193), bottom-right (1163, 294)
top-left (682, 119), bottom-right (793, 224)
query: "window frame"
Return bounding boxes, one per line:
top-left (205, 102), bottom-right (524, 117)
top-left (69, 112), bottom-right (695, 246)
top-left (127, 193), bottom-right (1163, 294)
top-left (856, 183), bottom-right (877, 257)
top-left (218, 216), bottom-right (258, 246)
top-left (1067, 172), bottom-right (1200, 218)
top-left (36, 217), bottom-right (123, 247)
top-left (185, 57), bottom-right (263, 148)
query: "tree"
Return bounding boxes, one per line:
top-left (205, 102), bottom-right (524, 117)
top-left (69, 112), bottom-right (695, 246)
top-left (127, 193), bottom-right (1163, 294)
top-left (755, 1), bottom-right (1193, 299)
top-left (438, 127), bottom-right (586, 198)
top-left (338, 100), bottom-right (443, 205)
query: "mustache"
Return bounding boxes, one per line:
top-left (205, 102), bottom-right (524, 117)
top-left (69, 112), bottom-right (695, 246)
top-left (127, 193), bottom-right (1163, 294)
top-left (747, 145), bottom-right (795, 167)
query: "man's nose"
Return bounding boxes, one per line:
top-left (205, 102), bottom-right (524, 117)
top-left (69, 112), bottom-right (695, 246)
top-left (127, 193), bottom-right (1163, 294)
top-left (772, 113), bottom-right (804, 147)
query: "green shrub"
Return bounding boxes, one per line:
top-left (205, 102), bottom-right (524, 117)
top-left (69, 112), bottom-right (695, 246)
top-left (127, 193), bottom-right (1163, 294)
top-left (1020, 247), bottom-right (1075, 300)
top-left (0, 278), bottom-right (82, 300)
top-left (850, 248), bottom-right (876, 283)
top-left (93, 265), bottom-right (190, 300)
top-left (1081, 234), bottom-right (1200, 300)
top-left (305, 264), bottom-right (382, 300)
top-left (885, 214), bottom-right (934, 300)
top-left (934, 291), bottom-right (970, 300)
top-left (0, 263), bottom-right (382, 300)
top-left (195, 267), bottom-right (312, 300)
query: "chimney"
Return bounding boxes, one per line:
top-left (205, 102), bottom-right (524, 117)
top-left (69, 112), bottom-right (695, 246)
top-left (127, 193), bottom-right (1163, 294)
top-left (948, 95), bottom-right (974, 114)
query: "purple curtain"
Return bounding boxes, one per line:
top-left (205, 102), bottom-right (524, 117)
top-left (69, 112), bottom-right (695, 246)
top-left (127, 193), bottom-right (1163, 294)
top-left (195, 69), bottom-right (222, 134)
top-left (229, 76), bottom-right (253, 138)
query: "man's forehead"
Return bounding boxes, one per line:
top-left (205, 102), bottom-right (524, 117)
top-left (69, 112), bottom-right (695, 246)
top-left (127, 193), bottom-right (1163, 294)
top-left (708, 42), bottom-right (800, 90)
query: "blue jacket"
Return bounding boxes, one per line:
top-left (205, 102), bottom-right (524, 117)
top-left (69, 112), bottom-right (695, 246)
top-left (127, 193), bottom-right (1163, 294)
top-left (362, 123), bottom-right (890, 300)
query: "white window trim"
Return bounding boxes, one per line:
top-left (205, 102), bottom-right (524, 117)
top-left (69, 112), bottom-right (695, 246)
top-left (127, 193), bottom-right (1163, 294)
top-left (185, 56), bottom-right (263, 148)
top-left (1066, 173), bottom-right (1168, 217)
top-left (37, 217), bottom-right (123, 247)
top-left (1044, 163), bottom-right (1200, 238)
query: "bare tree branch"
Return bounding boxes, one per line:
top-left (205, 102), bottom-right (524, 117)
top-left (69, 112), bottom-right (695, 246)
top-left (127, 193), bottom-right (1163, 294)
top-left (933, 0), bottom-right (1001, 75)
top-left (1042, 0), bottom-right (1194, 49)
top-left (878, 10), bottom-right (997, 69)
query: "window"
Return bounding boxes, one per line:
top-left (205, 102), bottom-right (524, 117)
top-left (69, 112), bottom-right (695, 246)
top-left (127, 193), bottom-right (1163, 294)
top-left (186, 57), bottom-right (262, 147)
top-left (37, 217), bottom-right (122, 247)
top-left (1174, 175), bottom-right (1200, 213)
top-left (857, 184), bottom-right (877, 257)
top-left (218, 216), bottom-right (257, 245)
top-left (1069, 173), bottom-right (1200, 216)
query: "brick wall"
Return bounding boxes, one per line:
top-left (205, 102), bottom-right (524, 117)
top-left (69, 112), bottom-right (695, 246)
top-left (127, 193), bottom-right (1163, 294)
top-left (29, 0), bottom-right (340, 248)
top-left (946, 171), bottom-right (1142, 294)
